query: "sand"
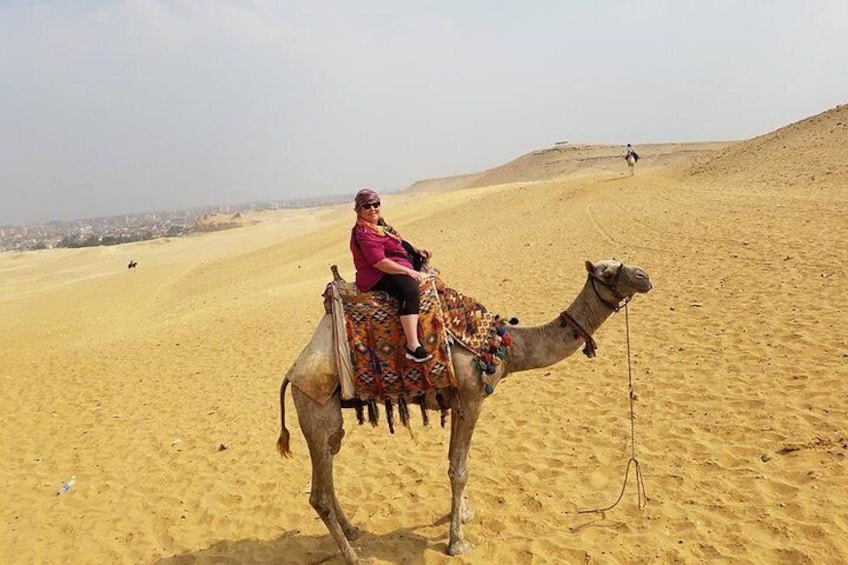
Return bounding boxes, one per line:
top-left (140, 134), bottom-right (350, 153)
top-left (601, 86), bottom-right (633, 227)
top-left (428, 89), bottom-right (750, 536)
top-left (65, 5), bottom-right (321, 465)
top-left (2, 105), bottom-right (847, 564)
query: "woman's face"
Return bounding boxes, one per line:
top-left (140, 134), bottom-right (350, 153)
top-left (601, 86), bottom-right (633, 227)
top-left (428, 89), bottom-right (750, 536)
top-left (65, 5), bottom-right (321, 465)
top-left (356, 199), bottom-right (381, 222)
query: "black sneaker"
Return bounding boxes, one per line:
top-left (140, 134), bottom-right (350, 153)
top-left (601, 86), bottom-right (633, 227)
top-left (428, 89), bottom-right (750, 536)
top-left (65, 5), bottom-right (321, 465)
top-left (405, 345), bottom-right (433, 363)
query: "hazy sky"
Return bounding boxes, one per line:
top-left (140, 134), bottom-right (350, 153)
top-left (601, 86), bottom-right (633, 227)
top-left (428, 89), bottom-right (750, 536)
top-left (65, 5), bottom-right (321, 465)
top-left (1, 1), bottom-right (846, 225)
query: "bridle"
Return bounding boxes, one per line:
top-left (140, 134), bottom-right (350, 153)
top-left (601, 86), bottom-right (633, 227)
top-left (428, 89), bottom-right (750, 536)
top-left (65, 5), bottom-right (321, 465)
top-left (558, 262), bottom-right (631, 358)
top-left (589, 262), bottom-right (630, 313)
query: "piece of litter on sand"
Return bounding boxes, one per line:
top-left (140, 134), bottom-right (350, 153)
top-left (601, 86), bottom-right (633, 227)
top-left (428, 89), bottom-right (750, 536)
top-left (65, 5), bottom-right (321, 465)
top-left (217, 443), bottom-right (228, 451)
top-left (56, 476), bottom-right (76, 495)
top-left (690, 302), bottom-right (703, 307)
top-left (171, 439), bottom-right (181, 446)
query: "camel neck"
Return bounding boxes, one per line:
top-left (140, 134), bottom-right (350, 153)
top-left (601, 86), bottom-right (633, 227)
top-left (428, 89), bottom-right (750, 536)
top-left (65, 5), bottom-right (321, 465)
top-left (504, 279), bottom-right (615, 373)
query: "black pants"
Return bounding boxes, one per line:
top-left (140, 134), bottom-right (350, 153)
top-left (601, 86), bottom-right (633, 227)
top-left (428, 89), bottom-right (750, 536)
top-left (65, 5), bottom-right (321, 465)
top-left (372, 274), bottom-right (420, 315)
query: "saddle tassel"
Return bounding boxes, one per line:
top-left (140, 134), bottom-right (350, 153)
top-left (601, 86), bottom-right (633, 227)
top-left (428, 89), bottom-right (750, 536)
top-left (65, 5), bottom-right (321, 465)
top-left (354, 401), bottom-right (365, 425)
top-left (418, 397), bottom-right (430, 427)
top-left (436, 392), bottom-right (449, 428)
top-left (398, 397), bottom-right (410, 428)
top-left (385, 399), bottom-right (395, 434)
top-left (366, 400), bottom-right (379, 427)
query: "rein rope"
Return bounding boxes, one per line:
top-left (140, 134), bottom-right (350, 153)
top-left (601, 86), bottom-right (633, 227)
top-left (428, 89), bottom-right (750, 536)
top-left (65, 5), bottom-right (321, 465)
top-left (577, 301), bottom-right (647, 514)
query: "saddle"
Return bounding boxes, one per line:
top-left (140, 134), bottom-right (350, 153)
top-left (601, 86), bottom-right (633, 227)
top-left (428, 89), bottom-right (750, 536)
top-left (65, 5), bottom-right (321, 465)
top-left (323, 271), bottom-right (502, 431)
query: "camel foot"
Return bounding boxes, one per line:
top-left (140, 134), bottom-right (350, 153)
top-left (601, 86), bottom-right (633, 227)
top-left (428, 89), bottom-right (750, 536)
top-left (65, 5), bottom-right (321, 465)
top-left (448, 538), bottom-right (475, 556)
top-left (460, 504), bottom-right (475, 524)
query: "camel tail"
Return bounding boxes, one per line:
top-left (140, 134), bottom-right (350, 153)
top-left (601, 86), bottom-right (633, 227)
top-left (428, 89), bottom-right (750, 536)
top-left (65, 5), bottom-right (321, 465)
top-left (276, 375), bottom-right (292, 458)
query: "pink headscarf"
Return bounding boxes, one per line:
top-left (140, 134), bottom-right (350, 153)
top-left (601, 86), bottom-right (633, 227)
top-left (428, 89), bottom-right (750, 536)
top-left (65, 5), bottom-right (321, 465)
top-left (354, 188), bottom-right (380, 211)
top-left (353, 188), bottom-right (402, 241)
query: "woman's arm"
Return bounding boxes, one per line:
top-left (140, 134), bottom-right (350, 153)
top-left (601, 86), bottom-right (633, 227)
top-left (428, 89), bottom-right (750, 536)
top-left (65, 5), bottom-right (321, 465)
top-left (404, 240), bottom-right (431, 260)
top-left (374, 258), bottom-right (426, 282)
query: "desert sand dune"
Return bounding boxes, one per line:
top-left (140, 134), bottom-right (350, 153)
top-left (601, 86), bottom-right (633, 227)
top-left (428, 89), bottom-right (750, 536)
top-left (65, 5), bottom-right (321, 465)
top-left (689, 104), bottom-right (847, 186)
top-left (1, 105), bottom-right (846, 564)
top-left (413, 141), bottom-right (735, 193)
top-left (405, 173), bottom-right (484, 194)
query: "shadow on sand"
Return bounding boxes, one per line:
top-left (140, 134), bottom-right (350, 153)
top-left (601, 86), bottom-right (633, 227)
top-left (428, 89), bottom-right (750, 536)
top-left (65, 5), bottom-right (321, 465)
top-left (153, 523), bottom-right (444, 565)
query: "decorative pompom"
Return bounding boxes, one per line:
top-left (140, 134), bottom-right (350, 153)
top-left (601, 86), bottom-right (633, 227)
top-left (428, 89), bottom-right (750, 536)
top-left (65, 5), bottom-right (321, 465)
top-left (475, 359), bottom-right (487, 371)
top-left (481, 352), bottom-right (493, 364)
top-left (494, 348), bottom-right (506, 359)
top-left (485, 364), bottom-right (496, 375)
top-left (484, 384), bottom-right (495, 395)
top-left (496, 325), bottom-right (506, 337)
top-left (501, 335), bottom-right (512, 346)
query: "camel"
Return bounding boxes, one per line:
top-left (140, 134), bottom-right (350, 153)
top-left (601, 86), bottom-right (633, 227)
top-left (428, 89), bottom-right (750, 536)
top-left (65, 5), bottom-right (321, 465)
top-left (626, 153), bottom-right (637, 176)
top-left (276, 259), bottom-right (652, 564)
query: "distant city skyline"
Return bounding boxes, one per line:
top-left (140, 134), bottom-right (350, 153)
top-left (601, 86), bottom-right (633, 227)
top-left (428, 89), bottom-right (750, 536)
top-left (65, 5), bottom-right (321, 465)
top-left (0, 193), bottom-right (355, 251)
top-left (2, 1), bottom-right (847, 225)
top-left (0, 192), bottom-right (353, 228)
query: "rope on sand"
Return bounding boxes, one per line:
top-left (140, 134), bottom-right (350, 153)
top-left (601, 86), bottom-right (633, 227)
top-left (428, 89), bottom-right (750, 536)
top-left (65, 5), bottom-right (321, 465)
top-left (577, 302), bottom-right (648, 514)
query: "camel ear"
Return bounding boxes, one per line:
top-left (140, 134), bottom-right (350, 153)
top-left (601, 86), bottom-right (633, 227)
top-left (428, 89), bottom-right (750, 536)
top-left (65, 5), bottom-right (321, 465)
top-left (585, 260), bottom-right (595, 274)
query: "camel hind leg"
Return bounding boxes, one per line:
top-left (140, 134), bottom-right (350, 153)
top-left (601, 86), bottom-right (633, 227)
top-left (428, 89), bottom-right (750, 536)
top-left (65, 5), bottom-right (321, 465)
top-left (292, 386), bottom-right (362, 564)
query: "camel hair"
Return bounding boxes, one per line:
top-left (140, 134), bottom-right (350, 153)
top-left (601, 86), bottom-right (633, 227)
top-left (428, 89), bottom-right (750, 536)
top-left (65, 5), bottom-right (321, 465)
top-left (276, 259), bottom-right (653, 564)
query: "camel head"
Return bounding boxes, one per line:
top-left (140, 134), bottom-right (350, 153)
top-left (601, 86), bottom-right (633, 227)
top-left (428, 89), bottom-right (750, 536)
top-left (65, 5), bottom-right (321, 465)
top-left (585, 259), bottom-right (652, 309)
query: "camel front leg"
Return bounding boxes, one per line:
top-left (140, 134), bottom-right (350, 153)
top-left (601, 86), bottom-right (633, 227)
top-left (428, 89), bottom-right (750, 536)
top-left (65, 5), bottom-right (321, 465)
top-left (446, 396), bottom-right (482, 557)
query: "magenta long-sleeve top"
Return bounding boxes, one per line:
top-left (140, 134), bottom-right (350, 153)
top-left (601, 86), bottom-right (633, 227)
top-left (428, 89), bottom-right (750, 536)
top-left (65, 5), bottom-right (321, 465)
top-left (350, 224), bottom-right (413, 291)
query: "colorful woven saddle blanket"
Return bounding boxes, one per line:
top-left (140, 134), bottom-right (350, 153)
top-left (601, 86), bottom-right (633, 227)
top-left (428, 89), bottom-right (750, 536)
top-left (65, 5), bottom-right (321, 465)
top-left (327, 279), bottom-right (500, 402)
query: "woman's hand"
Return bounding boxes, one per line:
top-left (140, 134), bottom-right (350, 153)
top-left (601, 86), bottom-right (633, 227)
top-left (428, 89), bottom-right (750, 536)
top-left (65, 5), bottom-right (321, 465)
top-left (407, 269), bottom-right (428, 283)
top-left (416, 247), bottom-right (432, 261)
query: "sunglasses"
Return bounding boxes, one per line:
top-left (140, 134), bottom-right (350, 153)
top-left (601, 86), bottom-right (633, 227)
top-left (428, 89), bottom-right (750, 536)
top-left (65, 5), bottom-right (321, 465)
top-left (360, 201), bottom-right (381, 210)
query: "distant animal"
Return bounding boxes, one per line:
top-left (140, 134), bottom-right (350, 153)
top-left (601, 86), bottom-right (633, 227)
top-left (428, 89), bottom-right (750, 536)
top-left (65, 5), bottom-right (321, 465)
top-left (127, 261), bottom-right (138, 269)
top-left (626, 153), bottom-right (637, 176)
top-left (276, 259), bottom-right (653, 564)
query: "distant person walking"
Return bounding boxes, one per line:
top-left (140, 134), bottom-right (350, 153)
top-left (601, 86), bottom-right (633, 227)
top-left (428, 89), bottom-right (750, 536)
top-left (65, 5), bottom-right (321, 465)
top-left (625, 143), bottom-right (640, 161)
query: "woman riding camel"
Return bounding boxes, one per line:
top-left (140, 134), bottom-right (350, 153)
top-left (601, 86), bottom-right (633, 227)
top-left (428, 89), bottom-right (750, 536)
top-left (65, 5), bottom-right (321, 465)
top-left (349, 188), bottom-right (433, 362)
